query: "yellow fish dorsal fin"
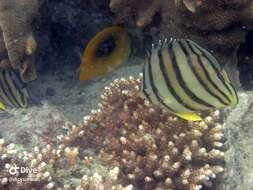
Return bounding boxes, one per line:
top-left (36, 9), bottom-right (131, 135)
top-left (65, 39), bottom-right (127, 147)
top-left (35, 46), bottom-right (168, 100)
top-left (0, 102), bottom-right (6, 110)
top-left (174, 112), bottom-right (202, 121)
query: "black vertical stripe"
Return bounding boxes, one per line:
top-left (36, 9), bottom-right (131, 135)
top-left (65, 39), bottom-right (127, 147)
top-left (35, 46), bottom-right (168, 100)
top-left (185, 40), bottom-right (232, 104)
top-left (0, 72), bottom-right (10, 106)
top-left (2, 70), bottom-right (21, 107)
top-left (142, 57), bottom-right (153, 103)
top-left (147, 48), bottom-right (177, 112)
top-left (169, 42), bottom-right (215, 108)
top-left (0, 90), bottom-right (6, 104)
top-left (157, 46), bottom-right (197, 111)
top-left (188, 41), bottom-right (234, 97)
top-left (9, 70), bottom-right (28, 107)
top-left (0, 72), bottom-right (6, 104)
top-left (0, 71), bottom-right (17, 107)
top-left (179, 40), bottom-right (229, 106)
top-left (17, 89), bottom-right (27, 108)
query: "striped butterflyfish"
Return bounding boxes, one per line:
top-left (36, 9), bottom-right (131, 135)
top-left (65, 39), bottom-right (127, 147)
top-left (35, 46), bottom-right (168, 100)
top-left (141, 38), bottom-right (238, 121)
top-left (0, 68), bottom-right (30, 110)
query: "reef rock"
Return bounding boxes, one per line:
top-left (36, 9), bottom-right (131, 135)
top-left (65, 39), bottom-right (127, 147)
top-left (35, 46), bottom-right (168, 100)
top-left (218, 92), bottom-right (253, 190)
top-left (110, 0), bottom-right (253, 87)
top-left (0, 0), bottom-right (38, 82)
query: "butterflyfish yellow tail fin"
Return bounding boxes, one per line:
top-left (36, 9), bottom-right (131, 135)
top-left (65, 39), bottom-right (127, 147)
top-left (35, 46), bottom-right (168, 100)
top-left (174, 112), bottom-right (203, 121)
top-left (0, 102), bottom-right (6, 110)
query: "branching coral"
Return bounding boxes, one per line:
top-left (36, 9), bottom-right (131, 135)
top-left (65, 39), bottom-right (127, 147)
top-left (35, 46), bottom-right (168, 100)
top-left (0, 139), bottom-right (29, 190)
top-left (62, 76), bottom-right (225, 190)
top-left (0, 0), bottom-right (38, 82)
top-left (0, 75), bottom-right (226, 190)
top-left (0, 139), bottom-right (132, 190)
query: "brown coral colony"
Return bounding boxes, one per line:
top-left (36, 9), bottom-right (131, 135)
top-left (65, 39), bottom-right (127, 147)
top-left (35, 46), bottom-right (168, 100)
top-left (63, 76), bottom-right (225, 190)
top-left (0, 76), bottom-right (225, 190)
top-left (0, 1), bottom-right (234, 189)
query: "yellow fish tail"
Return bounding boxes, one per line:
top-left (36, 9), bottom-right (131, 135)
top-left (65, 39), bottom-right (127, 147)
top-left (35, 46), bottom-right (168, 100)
top-left (174, 112), bottom-right (202, 121)
top-left (0, 102), bottom-right (6, 110)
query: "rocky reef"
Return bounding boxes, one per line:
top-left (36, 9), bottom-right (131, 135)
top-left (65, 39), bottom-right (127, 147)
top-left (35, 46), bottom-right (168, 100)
top-left (110, 0), bottom-right (253, 46)
top-left (1, 0), bottom-right (253, 86)
top-left (0, 1), bottom-right (253, 190)
top-left (0, 76), bottom-right (225, 190)
top-left (0, 0), bottom-right (38, 82)
top-left (110, 0), bottom-right (253, 86)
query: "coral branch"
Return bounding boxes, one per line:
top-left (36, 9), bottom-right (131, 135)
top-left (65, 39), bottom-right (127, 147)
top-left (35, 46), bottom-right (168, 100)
top-left (0, 76), bottom-right (225, 190)
top-left (62, 75), bottom-right (225, 190)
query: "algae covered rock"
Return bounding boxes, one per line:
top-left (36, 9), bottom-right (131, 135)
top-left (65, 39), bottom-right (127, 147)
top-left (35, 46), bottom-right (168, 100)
top-left (219, 92), bottom-right (253, 190)
top-left (0, 0), bottom-right (38, 82)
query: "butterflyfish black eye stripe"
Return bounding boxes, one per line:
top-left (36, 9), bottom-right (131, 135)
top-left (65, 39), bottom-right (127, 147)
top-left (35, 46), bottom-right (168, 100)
top-left (147, 48), bottom-right (177, 112)
top-left (178, 40), bottom-right (229, 107)
top-left (169, 42), bottom-right (215, 109)
top-left (143, 51), bottom-right (162, 106)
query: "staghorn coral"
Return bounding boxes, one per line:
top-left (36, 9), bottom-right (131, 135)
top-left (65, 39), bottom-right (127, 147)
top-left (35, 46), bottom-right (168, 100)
top-left (0, 0), bottom-right (38, 82)
top-left (62, 75), bottom-right (225, 190)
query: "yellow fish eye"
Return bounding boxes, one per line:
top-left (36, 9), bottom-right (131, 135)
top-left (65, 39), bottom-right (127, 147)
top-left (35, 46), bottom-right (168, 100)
top-left (79, 26), bottom-right (131, 81)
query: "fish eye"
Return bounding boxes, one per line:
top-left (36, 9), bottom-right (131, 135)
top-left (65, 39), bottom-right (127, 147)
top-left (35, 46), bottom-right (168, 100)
top-left (95, 34), bottom-right (116, 58)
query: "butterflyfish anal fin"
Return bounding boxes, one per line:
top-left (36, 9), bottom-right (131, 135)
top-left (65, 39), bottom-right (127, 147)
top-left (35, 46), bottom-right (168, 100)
top-left (174, 112), bottom-right (203, 121)
top-left (0, 102), bottom-right (6, 110)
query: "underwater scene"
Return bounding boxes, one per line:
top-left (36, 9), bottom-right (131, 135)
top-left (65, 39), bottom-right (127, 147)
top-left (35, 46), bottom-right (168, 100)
top-left (0, 0), bottom-right (253, 189)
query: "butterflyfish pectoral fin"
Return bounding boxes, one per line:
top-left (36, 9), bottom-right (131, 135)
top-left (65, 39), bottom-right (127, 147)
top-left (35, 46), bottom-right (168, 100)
top-left (174, 112), bottom-right (202, 121)
top-left (0, 102), bottom-right (6, 110)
